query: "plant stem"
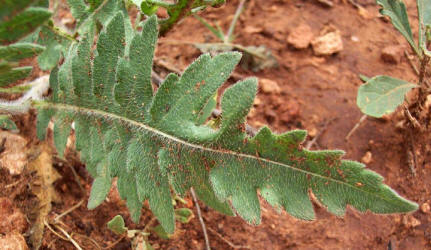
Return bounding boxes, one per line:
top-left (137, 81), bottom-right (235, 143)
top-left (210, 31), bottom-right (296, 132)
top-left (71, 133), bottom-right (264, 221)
top-left (225, 0), bottom-right (246, 43)
top-left (44, 24), bottom-right (76, 42)
top-left (416, 52), bottom-right (430, 114)
top-left (418, 55), bottom-right (430, 87)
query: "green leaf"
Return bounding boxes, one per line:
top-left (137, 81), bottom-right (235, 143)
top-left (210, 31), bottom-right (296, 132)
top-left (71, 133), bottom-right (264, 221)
top-left (0, 84), bottom-right (32, 94)
top-left (35, 25), bottom-right (73, 70)
top-left (0, 115), bottom-right (17, 130)
top-left (174, 208), bottom-right (194, 223)
top-left (0, 7), bottom-right (51, 43)
top-left (196, 93), bottom-right (216, 125)
top-left (107, 215), bottom-right (128, 235)
top-left (418, 0), bottom-right (431, 50)
top-left (0, 3), bottom-right (49, 88)
top-left (0, 0), bottom-right (36, 21)
top-left (0, 43), bottom-right (45, 61)
top-left (67, 0), bottom-right (90, 26)
top-left (357, 75), bottom-right (417, 117)
top-left (376, 0), bottom-right (419, 56)
top-left (423, 1), bottom-right (431, 27)
top-left (35, 13), bottom-right (418, 235)
top-left (0, 66), bottom-right (32, 87)
top-left (151, 225), bottom-right (172, 239)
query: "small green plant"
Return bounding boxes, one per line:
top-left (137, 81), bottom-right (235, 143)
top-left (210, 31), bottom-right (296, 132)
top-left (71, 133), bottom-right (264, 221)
top-left (356, 0), bottom-right (430, 118)
top-left (192, 0), bottom-right (278, 71)
top-left (130, 0), bottom-right (226, 34)
top-left (107, 208), bottom-right (193, 249)
top-left (0, 0), bottom-right (419, 241)
top-left (31, 10), bottom-right (418, 235)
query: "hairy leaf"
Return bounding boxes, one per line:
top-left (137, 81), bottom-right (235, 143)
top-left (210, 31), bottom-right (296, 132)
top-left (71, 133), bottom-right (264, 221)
top-left (0, 43), bottom-right (44, 61)
top-left (35, 25), bottom-right (73, 70)
top-left (0, 66), bottom-right (32, 86)
top-left (0, 7), bottom-right (51, 43)
top-left (0, 84), bottom-right (31, 94)
top-left (35, 13), bottom-right (418, 234)
top-left (0, 2), bottom-right (49, 87)
top-left (357, 75), bottom-right (417, 117)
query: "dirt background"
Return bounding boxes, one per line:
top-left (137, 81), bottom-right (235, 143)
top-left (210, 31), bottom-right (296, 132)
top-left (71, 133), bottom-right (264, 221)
top-left (1, 0), bottom-right (431, 249)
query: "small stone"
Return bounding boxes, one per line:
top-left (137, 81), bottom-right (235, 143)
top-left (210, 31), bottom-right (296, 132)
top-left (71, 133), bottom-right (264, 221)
top-left (287, 24), bottom-right (313, 49)
top-left (361, 151), bottom-right (372, 164)
top-left (311, 26), bottom-right (343, 56)
top-left (0, 197), bottom-right (28, 234)
top-left (0, 132), bottom-right (28, 176)
top-left (0, 232), bottom-right (28, 250)
top-left (262, 26), bottom-right (276, 37)
top-left (402, 215), bottom-right (421, 228)
top-left (244, 25), bottom-right (263, 34)
top-left (308, 127), bottom-right (318, 138)
top-left (351, 36), bottom-right (360, 42)
top-left (381, 45), bottom-right (404, 64)
top-left (425, 94), bottom-right (431, 108)
top-left (253, 96), bottom-right (262, 106)
top-left (260, 78), bottom-right (281, 94)
top-left (395, 120), bottom-right (405, 130)
top-left (421, 202), bottom-right (430, 213)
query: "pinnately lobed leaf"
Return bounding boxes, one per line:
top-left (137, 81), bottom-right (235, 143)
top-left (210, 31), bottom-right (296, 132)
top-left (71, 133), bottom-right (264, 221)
top-left (357, 75), bottom-right (417, 117)
top-left (34, 12), bottom-right (418, 234)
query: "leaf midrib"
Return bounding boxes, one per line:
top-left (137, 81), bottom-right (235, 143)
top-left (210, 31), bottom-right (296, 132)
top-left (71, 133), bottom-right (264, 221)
top-left (36, 101), bottom-right (405, 206)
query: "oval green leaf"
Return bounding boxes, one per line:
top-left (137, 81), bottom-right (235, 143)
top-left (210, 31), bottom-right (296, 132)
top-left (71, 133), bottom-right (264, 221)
top-left (357, 75), bottom-right (417, 117)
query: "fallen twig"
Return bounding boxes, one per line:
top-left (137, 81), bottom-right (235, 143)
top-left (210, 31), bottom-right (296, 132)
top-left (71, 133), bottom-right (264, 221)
top-left (72, 233), bottom-right (103, 250)
top-left (191, 187), bottom-right (211, 250)
top-left (53, 223), bottom-right (84, 250)
top-left (54, 200), bottom-right (84, 223)
top-left (407, 149), bottom-right (416, 176)
top-left (305, 118), bottom-right (335, 150)
top-left (207, 227), bottom-right (251, 249)
top-left (345, 115), bottom-right (367, 141)
top-left (403, 104), bottom-right (422, 131)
